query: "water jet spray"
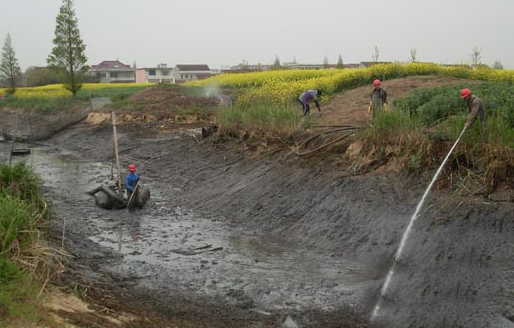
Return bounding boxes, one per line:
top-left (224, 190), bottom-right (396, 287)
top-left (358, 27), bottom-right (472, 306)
top-left (371, 126), bottom-right (467, 322)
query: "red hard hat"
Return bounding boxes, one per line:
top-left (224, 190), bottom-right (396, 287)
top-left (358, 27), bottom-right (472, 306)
top-left (460, 88), bottom-right (471, 99)
top-left (128, 164), bottom-right (136, 171)
top-left (373, 79), bottom-right (381, 86)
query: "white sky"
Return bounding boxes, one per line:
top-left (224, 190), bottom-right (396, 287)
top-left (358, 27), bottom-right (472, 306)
top-left (1, 0), bottom-right (513, 71)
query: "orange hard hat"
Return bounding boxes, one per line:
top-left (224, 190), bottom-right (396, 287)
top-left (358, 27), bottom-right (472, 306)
top-left (373, 79), bottom-right (381, 86)
top-left (128, 164), bottom-right (136, 171)
top-left (460, 88), bottom-right (471, 99)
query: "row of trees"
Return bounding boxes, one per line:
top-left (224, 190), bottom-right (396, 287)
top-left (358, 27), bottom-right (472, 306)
top-left (268, 46), bottom-right (503, 71)
top-left (1, 0), bottom-right (87, 96)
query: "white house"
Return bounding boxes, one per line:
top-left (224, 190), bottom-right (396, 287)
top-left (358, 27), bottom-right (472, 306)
top-left (135, 63), bottom-right (173, 83)
top-left (173, 64), bottom-right (211, 83)
top-left (90, 60), bottom-right (135, 83)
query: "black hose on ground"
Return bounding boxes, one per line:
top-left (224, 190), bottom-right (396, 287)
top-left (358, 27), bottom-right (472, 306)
top-left (293, 125), bottom-right (366, 156)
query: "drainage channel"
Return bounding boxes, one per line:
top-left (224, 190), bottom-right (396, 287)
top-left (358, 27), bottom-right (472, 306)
top-left (2, 144), bottom-right (371, 322)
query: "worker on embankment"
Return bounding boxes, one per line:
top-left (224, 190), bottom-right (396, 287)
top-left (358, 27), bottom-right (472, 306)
top-left (125, 164), bottom-right (139, 203)
top-left (298, 89), bottom-right (322, 116)
top-left (461, 88), bottom-right (486, 129)
top-left (368, 79), bottom-right (388, 118)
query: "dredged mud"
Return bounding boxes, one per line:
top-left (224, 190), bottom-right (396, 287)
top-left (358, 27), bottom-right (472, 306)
top-left (2, 119), bottom-right (514, 328)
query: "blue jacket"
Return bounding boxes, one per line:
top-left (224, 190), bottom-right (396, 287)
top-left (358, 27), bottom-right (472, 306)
top-left (125, 172), bottom-right (139, 192)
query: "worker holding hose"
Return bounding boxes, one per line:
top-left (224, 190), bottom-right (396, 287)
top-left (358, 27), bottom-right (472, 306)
top-left (298, 89), bottom-right (322, 116)
top-left (125, 163), bottom-right (139, 203)
top-left (368, 79), bottom-right (388, 118)
top-left (461, 88), bottom-right (486, 129)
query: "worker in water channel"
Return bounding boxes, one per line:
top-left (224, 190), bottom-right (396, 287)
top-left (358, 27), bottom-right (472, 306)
top-left (125, 163), bottom-right (139, 205)
top-left (461, 88), bottom-right (486, 129)
top-left (368, 79), bottom-right (388, 118)
top-left (298, 89), bottom-right (322, 116)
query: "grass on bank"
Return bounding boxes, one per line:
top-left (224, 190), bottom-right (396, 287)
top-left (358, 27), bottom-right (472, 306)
top-left (218, 103), bottom-right (309, 142)
top-left (214, 79), bottom-right (514, 193)
top-left (0, 162), bottom-right (64, 327)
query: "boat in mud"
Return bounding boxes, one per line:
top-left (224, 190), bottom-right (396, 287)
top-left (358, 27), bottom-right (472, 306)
top-left (87, 182), bottom-right (150, 210)
top-left (86, 111), bottom-right (150, 210)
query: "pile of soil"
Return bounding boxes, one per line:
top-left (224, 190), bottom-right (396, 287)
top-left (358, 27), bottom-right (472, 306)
top-left (125, 85), bottom-right (219, 119)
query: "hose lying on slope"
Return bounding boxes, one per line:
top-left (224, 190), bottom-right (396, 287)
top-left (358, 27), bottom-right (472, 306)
top-left (292, 125), bottom-right (366, 156)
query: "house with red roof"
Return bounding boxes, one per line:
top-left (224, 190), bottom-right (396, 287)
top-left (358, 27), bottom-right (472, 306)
top-left (90, 60), bottom-right (135, 83)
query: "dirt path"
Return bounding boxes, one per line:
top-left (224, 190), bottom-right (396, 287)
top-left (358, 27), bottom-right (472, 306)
top-left (319, 75), bottom-right (478, 125)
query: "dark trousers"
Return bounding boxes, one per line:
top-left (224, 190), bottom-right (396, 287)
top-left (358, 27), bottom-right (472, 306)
top-left (126, 189), bottom-right (137, 209)
top-left (298, 99), bottom-right (310, 116)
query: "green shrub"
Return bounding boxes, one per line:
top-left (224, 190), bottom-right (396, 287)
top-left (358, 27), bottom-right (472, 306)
top-left (0, 162), bottom-right (42, 205)
top-left (219, 104), bottom-right (306, 139)
top-left (393, 82), bottom-right (514, 148)
top-left (0, 258), bottom-right (39, 324)
top-left (0, 195), bottom-right (36, 256)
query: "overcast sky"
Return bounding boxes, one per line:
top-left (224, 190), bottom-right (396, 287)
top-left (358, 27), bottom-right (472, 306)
top-left (1, 0), bottom-right (513, 71)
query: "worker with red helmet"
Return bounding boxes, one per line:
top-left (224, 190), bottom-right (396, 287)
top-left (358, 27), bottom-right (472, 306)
top-left (461, 88), bottom-right (486, 129)
top-left (125, 163), bottom-right (139, 201)
top-left (369, 79), bottom-right (388, 118)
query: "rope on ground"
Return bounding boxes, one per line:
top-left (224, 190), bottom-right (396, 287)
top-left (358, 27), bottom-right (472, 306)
top-left (292, 125), bottom-right (366, 156)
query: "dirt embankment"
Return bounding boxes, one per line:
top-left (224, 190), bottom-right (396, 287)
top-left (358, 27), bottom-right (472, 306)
top-left (0, 104), bottom-right (91, 141)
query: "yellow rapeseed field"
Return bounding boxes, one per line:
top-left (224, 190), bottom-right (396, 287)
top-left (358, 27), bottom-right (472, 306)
top-left (188, 63), bottom-right (514, 107)
top-left (0, 83), bottom-right (153, 98)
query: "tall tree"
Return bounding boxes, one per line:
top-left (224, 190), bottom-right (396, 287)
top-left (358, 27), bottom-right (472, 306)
top-left (47, 0), bottom-right (87, 97)
top-left (372, 46), bottom-right (380, 62)
top-left (0, 32), bottom-right (22, 94)
top-left (492, 60), bottom-right (504, 70)
top-left (271, 55), bottom-right (282, 70)
top-left (336, 54), bottom-right (344, 69)
top-left (24, 66), bottom-right (65, 87)
top-left (323, 56), bottom-right (329, 68)
top-left (470, 45), bottom-right (482, 69)
top-left (410, 47), bottom-right (417, 62)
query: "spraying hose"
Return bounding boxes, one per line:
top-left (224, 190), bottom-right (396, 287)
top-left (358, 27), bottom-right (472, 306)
top-left (371, 125), bottom-right (467, 322)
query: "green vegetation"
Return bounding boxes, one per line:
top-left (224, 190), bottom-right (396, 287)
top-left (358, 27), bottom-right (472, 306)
top-left (0, 33), bottom-right (22, 94)
top-left (47, 0), bottom-right (88, 96)
top-left (0, 162), bottom-right (61, 326)
top-left (0, 258), bottom-right (39, 324)
top-left (393, 82), bottom-right (514, 130)
top-left (219, 104), bottom-right (307, 140)
top-left (0, 84), bottom-right (152, 112)
top-left (0, 96), bottom-right (75, 113)
top-left (362, 82), bottom-right (514, 193)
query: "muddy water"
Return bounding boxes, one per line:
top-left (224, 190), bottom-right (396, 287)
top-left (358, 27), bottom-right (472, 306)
top-left (2, 143), bottom-right (370, 325)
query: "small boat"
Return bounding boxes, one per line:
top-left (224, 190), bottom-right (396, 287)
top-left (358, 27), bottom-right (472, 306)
top-left (11, 148), bottom-right (31, 156)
